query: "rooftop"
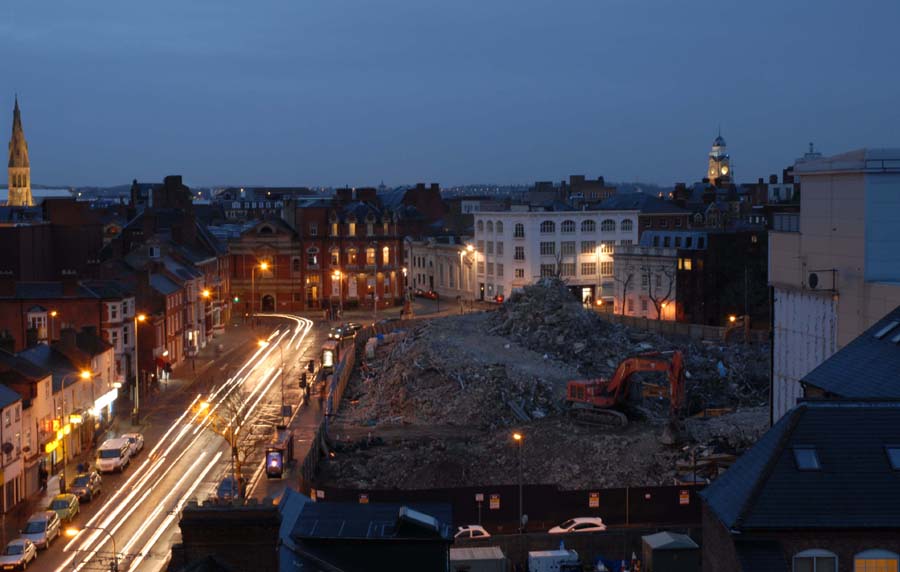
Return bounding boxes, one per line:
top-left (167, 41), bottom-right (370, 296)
top-left (292, 502), bottom-right (452, 541)
top-left (794, 148), bottom-right (900, 174)
top-left (597, 193), bottom-right (690, 214)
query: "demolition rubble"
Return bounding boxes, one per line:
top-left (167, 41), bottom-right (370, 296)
top-left (321, 281), bottom-right (771, 490)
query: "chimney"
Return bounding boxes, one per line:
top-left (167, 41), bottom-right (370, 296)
top-left (59, 327), bottom-right (77, 350)
top-left (61, 271), bottom-right (78, 297)
top-left (769, 174), bottom-right (778, 184)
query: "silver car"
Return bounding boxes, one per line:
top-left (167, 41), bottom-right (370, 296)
top-left (0, 539), bottom-right (36, 570)
top-left (19, 511), bottom-right (60, 550)
top-left (122, 433), bottom-right (144, 456)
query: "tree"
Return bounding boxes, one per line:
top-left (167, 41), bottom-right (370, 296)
top-left (612, 262), bottom-right (635, 315)
top-left (642, 262), bottom-right (676, 320)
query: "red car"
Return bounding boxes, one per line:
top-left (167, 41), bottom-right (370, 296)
top-left (415, 288), bottom-right (440, 300)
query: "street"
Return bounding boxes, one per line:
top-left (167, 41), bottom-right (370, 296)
top-left (27, 313), bottom-right (327, 572)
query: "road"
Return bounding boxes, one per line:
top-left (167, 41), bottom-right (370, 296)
top-left (30, 313), bottom-right (326, 572)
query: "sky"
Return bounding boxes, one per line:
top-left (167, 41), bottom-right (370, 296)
top-left (2, 0), bottom-right (899, 188)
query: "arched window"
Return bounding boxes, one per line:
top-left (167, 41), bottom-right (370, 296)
top-left (601, 219), bottom-right (616, 232)
top-left (477, 220), bottom-right (484, 233)
top-left (382, 246), bottom-right (390, 265)
top-left (366, 247), bottom-right (376, 266)
top-left (794, 549), bottom-right (837, 572)
top-left (621, 219), bottom-right (634, 232)
top-left (496, 221), bottom-right (504, 233)
top-left (258, 225), bottom-right (274, 235)
top-left (694, 213), bottom-right (703, 225)
top-left (486, 221), bottom-right (494, 233)
top-left (540, 220), bottom-right (555, 234)
top-left (292, 257), bottom-right (301, 272)
top-left (561, 220), bottom-right (576, 234)
top-left (581, 220), bottom-right (596, 233)
top-left (514, 223), bottom-right (525, 238)
top-left (854, 549), bottom-right (899, 572)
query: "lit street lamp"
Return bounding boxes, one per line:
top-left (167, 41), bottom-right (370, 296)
top-left (58, 370), bottom-right (92, 493)
top-left (49, 310), bottom-right (58, 343)
top-left (512, 431), bottom-right (525, 533)
top-left (66, 525), bottom-right (119, 571)
top-left (251, 261), bottom-right (269, 328)
top-left (332, 270), bottom-right (343, 317)
top-left (133, 313), bottom-right (147, 425)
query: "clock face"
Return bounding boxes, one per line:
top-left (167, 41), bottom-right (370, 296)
top-left (721, 166), bottom-right (729, 175)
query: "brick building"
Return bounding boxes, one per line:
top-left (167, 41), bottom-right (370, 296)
top-left (700, 400), bottom-right (900, 572)
top-left (597, 193), bottom-right (692, 239)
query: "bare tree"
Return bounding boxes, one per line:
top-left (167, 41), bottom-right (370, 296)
top-left (642, 263), bottom-right (676, 320)
top-left (612, 263), bottom-right (635, 315)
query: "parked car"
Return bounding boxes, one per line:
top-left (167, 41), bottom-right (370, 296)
top-left (122, 432), bottom-right (145, 456)
top-left (0, 539), bottom-right (36, 570)
top-left (414, 288), bottom-right (439, 300)
top-left (95, 437), bottom-right (132, 473)
top-left (327, 324), bottom-right (356, 340)
top-left (454, 525), bottom-right (491, 539)
top-left (18, 511), bottom-right (59, 550)
top-left (345, 322), bottom-right (363, 332)
top-left (47, 494), bottom-right (79, 523)
top-left (69, 472), bottom-right (102, 502)
top-left (216, 476), bottom-right (244, 501)
top-left (547, 517), bottom-right (607, 534)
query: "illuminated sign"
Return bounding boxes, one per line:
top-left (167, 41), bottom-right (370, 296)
top-left (322, 350), bottom-right (334, 368)
top-left (94, 388), bottom-right (118, 411)
top-left (265, 449), bottom-right (284, 478)
top-left (589, 492), bottom-right (600, 508)
top-left (69, 414), bottom-right (83, 425)
top-left (44, 441), bottom-right (59, 454)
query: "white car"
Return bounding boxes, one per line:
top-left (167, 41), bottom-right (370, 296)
top-left (548, 517), bottom-right (607, 534)
top-left (0, 538), bottom-right (37, 570)
top-left (122, 433), bottom-right (144, 456)
top-left (454, 525), bottom-right (491, 539)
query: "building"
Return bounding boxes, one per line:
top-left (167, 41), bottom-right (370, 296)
top-left (404, 235), bottom-right (473, 302)
top-left (768, 149), bottom-right (900, 420)
top-left (473, 207), bottom-right (639, 304)
top-left (700, 400), bottom-right (900, 572)
top-left (597, 193), bottom-right (692, 239)
top-left (707, 132), bottom-right (732, 187)
top-left (0, 350), bottom-right (52, 497)
top-left (0, 384), bottom-right (23, 512)
top-left (6, 97), bottom-right (32, 207)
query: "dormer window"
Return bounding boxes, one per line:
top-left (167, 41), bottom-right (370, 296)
top-left (794, 446), bottom-right (821, 470)
top-left (886, 446), bottom-right (900, 470)
top-left (149, 245), bottom-right (161, 259)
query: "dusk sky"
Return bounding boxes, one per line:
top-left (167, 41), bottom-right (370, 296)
top-left (2, 1), bottom-right (899, 188)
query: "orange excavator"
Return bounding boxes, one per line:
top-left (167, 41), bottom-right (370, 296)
top-left (566, 351), bottom-right (686, 426)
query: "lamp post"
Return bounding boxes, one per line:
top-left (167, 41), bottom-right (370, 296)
top-left (65, 525), bottom-right (118, 572)
top-left (251, 261), bottom-right (269, 328)
top-left (332, 270), bottom-right (343, 317)
top-left (512, 431), bottom-right (524, 533)
top-left (132, 313), bottom-right (147, 425)
top-left (49, 310), bottom-right (58, 343)
top-left (57, 370), bottom-right (92, 493)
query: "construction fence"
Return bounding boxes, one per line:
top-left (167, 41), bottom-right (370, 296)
top-left (591, 310), bottom-right (769, 344)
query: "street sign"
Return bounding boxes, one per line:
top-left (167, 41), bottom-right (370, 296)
top-left (489, 494), bottom-right (500, 510)
top-left (589, 491), bottom-right (599, 508)
top-left (359, 494), bottom-right (369, 504)
top-left (679, 489), bottom-right (690, 505)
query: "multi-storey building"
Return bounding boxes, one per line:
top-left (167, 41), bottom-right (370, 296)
top-left (0, 385), bottom-right (23, 511)
top-left (472, 207), bottom-right (638, 303)
top-left (597, 194), bottom-right (692, 239)
top-left (768, 148), bottom-right (900, 421)
top-left (404, 236), bottom-right (474, 303)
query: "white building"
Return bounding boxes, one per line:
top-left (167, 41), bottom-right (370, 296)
top-left (0, 385), bottom-right (24, 512)
top-left (473, 207), bottom-right (639, 303)
top-left (768, 148), bottom-right (900, 420)
top-left (404, 236), bottom-right (474, 303)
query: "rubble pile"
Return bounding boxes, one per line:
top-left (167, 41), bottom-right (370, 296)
top-left (490, 280), bottom-right (770, 412)
top-left (342, 320), bottom-right (560, 430)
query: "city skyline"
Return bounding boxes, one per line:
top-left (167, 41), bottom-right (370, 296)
top-left (3, 1), bottom-right (899, 188)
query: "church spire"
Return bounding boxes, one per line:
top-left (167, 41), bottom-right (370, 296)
top-left (7, 96), bottom-right (33, 206)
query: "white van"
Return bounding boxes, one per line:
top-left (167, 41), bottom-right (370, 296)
top-left (96, 438), bottom-right (132, 473)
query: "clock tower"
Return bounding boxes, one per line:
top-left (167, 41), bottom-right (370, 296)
top-left (707, 131), bottom-right (731, 186)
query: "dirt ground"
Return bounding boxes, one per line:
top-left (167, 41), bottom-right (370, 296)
top-left (320, 283), bottom-right (771, 490)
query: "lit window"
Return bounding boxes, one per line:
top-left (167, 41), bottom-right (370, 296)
top-left (382, 246), bottom-right (390, 265)
top-left (366, 248), bottom-right (376, 266)
top-left (348, 222), bottom-right (356, 237)
top-left (794, 447), bottom-right (821, 470)
top-left (854, 550), bottom-right (899, 572)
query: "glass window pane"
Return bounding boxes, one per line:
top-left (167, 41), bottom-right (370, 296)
top-left (817, 557), bottom-right (836, 572)
top-left (795, 557), bottom-right (813, 572)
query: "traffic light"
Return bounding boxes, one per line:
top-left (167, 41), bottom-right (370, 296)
top-left (233, 296), bottom-right (240, 303)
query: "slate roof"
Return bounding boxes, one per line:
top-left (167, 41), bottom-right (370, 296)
top-left (292, 502), bottom-right (453, 541)
top-left (802, 306), bottom-right (900, 398)
top-left (0, 384), bottom-right (22, 409)
top-left (16, 345), bottom-right (84, 392)
top-left (700, 400), bottom-right (900, 530)
top-left (150, 274), bottom-right (181, 296)
top-left (0, 350), bottom-right (50, 381)
top-left (597, 193), bottom-right (689, 214)
top-left (1, 282), bottom-right (96, 300)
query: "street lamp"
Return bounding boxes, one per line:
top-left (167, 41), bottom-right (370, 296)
top-left (728, 314), bottom-right (737, 323)
top-left (49, 310), bottom-right (58, 343)
top-left (251, 261), bottom-right (270, 328)
top-left (512, 431), bottom-right (524, 533)
top-left (57, 369), bottom-right (92, 493)
top-left (133, 313), bottom-right (147, 425)
top-left (259, 340), bottom-right (286, 426)
top-left (332, 270), bottom-right (343, 317)
top-left (66, 525), bottom-right (118, 572)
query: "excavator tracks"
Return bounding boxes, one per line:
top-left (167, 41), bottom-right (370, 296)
top-left (568, 404), bottom-right (628, 427)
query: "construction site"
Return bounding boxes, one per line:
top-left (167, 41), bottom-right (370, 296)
top-left (320, 280), bottom-right (770, 490)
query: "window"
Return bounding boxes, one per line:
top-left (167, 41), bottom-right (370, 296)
top-left (675, 237), bottom-right (682, 247)
top-left (496, 263), bottom-right (504, 277)
top-left (600, 261), bottom-right (613, 276)
top-left (515, 268), bottom-right (525, 278)
top-left (641, 299), bottom-right (648, 312)
top-left (496, 221), bottom-right (503, 233)
top-left (487, 263), bottom-right (494, 275)
top-left (887, 446), bottom-right (900, 470)
top-left (621, 219), bottom-right (634, 232)
top-left (348, 222), bottom-right (356, 237)
top-left (487, 241), bottom-right (494, 254)
top-left (110, 304), bottom-right (119, 321)
top-left (601, 219), bottom-right (616, 232)
top-left (539, 242), bottom-right (555, 256)
top-left (642, 274), bottom-right (649, 286)
top-left (540, 264), bottom-right (556, 277)
top-left (581, 241), bottom-right (596, 254)
top-left (675, 218), bottom-right (682, 228)
top-left (383, 222), bottom-right (389, 235)
top-left (477, 220), bottom-right (484, 233)
top-left (514, 246), bottom-right (525, 261)
top-left (382, 246), bottom-right (390, 265)
top-left (477, 240), bottom-right (484, 253)
top-left (347, 249), bottom-right (357, 265)
top-left (309, 223), bottom-right (318, 236)
top-left (794, 447), bottom-right (821, 470)
top-left (627, 299), bottom-right (634, 312)
top-left (496, 285), bottom-right (504, 297)
top-left (854, 550), bottom-right (899, 572)
top-left (307, 252), bottom-right (318, 267)
top-left (497, 241), bottom-right (504, 256)
top-left (561, 220), bottom-right (575, 234)
top-left (581, 220), bottom-right (596, 233)
top-left (331, 222), bottom-right (338, 236)
top-left (367, 222), bottom-right (374, 236)
top-left (329, 251), bottom-right (339, 266)
top-left (660, 219), bottom-right (668, 228)
top-left (477, 261), bottom-right (485, 274)
top-left (514, 223), bottom-right (525, 238)
top-left (698, 237), bottom-right (705, 249)
top-left (366, 248), bottom-right (376, 266)
top-left (560, 241), bottom-right (576, 256)
top-left (794, 549), bottom-right (837, 572)
top-left (487, 221), bottom-right (494, 233)
top-left (581, 263), bottom-right (597, 275)
top-left (599, 241), bottom-right (614, 253)
top-left (560, 263), bottom-right (575, 276)
top-left (686, 237), bottom-right (693, 248)
top-left (540, 220), bottom-right (556, 234)
top-left (663, 237), bottom-right (671, 248)
top-left (653, 236), bottom-right (660, 247)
